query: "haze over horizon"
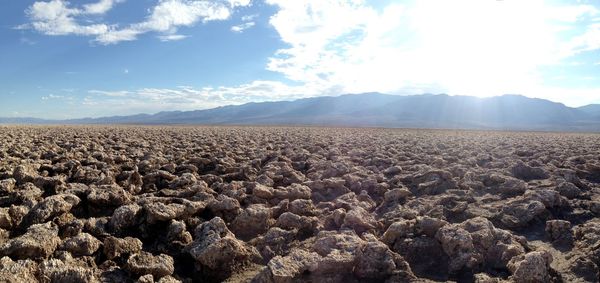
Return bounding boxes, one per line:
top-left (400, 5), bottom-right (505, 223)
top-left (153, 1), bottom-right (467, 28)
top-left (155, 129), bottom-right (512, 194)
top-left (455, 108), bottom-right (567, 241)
top-left (2, 0), bottom-right (600, 119)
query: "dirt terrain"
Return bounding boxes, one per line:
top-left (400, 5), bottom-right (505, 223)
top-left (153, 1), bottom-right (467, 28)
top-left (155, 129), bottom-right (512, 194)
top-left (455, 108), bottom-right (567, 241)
top-left (0, 126), bottom-right (599, 282)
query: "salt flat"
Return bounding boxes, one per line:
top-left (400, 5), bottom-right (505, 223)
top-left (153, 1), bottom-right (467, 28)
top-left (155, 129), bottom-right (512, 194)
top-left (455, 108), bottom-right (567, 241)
top-left (0, 126), bottom-right (599, 282)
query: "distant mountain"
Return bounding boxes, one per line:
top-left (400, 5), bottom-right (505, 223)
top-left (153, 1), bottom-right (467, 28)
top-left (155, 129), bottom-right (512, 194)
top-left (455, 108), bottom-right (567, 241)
top-left (578, 104), bottom-right (600, 119)
top-left (0, 117), bottom-right (51, 124)
top-left (2, 93), bottom-right (600, 131)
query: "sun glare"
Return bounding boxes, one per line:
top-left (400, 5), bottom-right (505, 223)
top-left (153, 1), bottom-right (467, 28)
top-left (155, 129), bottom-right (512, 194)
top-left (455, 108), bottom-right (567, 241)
top-left (407, 0), bottom-right (558, 98)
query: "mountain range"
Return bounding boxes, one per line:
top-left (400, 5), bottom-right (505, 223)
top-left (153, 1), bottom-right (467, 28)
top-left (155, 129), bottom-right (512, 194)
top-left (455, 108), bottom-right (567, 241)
top-left (2, 93), bottom-right (600, 131)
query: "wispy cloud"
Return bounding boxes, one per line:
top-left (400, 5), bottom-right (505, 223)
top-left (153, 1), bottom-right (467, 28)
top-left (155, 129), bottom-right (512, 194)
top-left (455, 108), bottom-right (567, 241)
top-left (241, 14), bottom-right (258, 21)
top-left (20, 0), bottom-right (251, 44)
top-left (231, 21), bottom-right (255, 33)
top-left (41, 94), bottom-right (64, 100)
top-left (231, 12), bottom-right (257, 33)
top-left (157, 34), bottom-right (188, 42)
top-left (88, 90), bottom-right (130, 97)
top-left (82, 80), bottom-right (333, 114)
top-left (19, 37), bottom-right (36, 45)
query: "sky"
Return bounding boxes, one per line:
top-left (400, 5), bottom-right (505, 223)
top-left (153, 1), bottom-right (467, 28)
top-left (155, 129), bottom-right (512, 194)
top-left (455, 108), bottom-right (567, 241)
top-left (1, 0), bottom-right (600, 119)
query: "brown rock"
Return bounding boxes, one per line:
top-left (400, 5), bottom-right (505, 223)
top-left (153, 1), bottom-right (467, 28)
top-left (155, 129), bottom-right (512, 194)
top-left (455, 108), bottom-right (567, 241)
top-left (288, 199), bottom-right (316, 216)
top-left (354, 236), bottom-right (415, 280)
top-left (144, 202), bottom-right (186, 224)
top-left (109, 203), bottom-right (142, 233)
top-left (61, 233), bottom-right (101, 256)
top-left (342, 206), bottom-right (377, 234)
top-left (257, 249), bottom-right (321, 283)
top-left (252, 183), bottom-right (275, 199)
top-left (545, 220), bottom-right (573, 245)
top-left (166, 220), bottom-right (192, 245)
top-left (26, 194), bottom-right (80, 225)
top-left (0, 256), bottom-right (39, 282)
top-left (274, 183), bottom-right (311, 201)
top-left (187, 217), bottom-right (258, 278)
top-left (383, 188), bottom-right (412, 203)
top-left (126, 252), bottom-right (174, 278)
top-left (0, 222), bottom-right (60, 259)
top-left (507, 251), bottom-right (553, 282)
top-left (0, 178), bottom-right (16, 194)
top-left (435, 224), bottom-right (480, 272)
top-left (555, 182), bottom-right (581, 199)
top-left (13, 165), bottom-right (39, 184)
top-left (88, 184), bottom-right (132, 207)
top-left (511, 161), bottom-right (549, 180)
top-left (231, 204), bottom-right (273, 240)
top-left (103, 236), bottom-right (143, 260)
top-left (39, 258), bottom-right (98, 283)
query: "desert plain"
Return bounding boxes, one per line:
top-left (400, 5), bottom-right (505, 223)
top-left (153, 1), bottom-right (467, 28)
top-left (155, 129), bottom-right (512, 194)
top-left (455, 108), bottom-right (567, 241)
top-left (0, 126), bottom-right (599, 282)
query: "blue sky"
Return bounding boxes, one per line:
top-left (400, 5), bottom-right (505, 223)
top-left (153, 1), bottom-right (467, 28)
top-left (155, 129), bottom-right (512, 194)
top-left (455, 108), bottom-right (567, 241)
top-left (1, 0), bottom-right (600, 119)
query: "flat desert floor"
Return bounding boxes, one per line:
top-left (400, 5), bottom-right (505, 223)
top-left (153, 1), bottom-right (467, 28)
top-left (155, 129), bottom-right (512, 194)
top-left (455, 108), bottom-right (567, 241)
top-left (0, 126), bottom-right (599, 282)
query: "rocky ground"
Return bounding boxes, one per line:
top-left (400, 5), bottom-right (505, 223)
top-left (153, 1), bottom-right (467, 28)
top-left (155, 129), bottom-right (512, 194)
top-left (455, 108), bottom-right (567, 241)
top-left (0, 126), bottom-right (599, 282)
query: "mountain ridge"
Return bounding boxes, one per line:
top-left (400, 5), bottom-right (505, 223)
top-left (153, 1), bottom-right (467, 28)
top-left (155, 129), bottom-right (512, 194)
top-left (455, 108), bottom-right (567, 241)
top-left (2, 93), bottom-right (600, 131)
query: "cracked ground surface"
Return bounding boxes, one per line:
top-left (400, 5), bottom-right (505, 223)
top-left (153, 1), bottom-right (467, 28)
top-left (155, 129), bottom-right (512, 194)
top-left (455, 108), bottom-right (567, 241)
top-left (0, 126), bottom-right (599, 282)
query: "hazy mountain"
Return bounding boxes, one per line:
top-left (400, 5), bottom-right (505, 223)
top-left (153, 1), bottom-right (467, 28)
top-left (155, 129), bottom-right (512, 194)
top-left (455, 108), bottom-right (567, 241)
top-left (0, 117), bottom-right (52, 124)
top-left (578, 104), bottom-right (600, 119)
top-left (2, 93), bottom-right (600, 131)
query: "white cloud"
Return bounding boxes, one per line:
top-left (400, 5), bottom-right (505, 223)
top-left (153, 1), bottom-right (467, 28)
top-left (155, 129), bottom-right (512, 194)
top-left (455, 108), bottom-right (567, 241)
top-left (231, 11), bottom-right (257, 33)
top-left (25, 0), bottom-right (109, 36)
top-left (228, 0), bottom-right (251, 8)
top-left (564, 23), bottom-right (600, 55)
top-left (265, 0), bottom-right (376, 83)
top-left (231, 21), bottom-right (255, 32)
top-left (22, 0), bottom-right (251, 44)
top-left (545, 4), bottom-right (597, 22)
top-left (83, 0), bottom-right (124, 15)
top-left (94, 28), bottom-right (141, 44)
top-left (136, 0), bottom-right (231, 32)
top-left (158, 34), bottom-right (188, 41)
top-left (41, 94), bottom-right (64, 100)
top-left (263, 0), bottom-right (600, 100)
top-left (241, 14), bottom-right (258, 21)
top-left (89, 90), bottom-right (131, 97)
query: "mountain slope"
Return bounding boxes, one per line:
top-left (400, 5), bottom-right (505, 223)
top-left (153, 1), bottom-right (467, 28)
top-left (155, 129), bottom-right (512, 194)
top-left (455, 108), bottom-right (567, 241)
top-left (2, 93), bottom-right (599, 131)
top-left (578, 104), bottom-right (600, 119)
